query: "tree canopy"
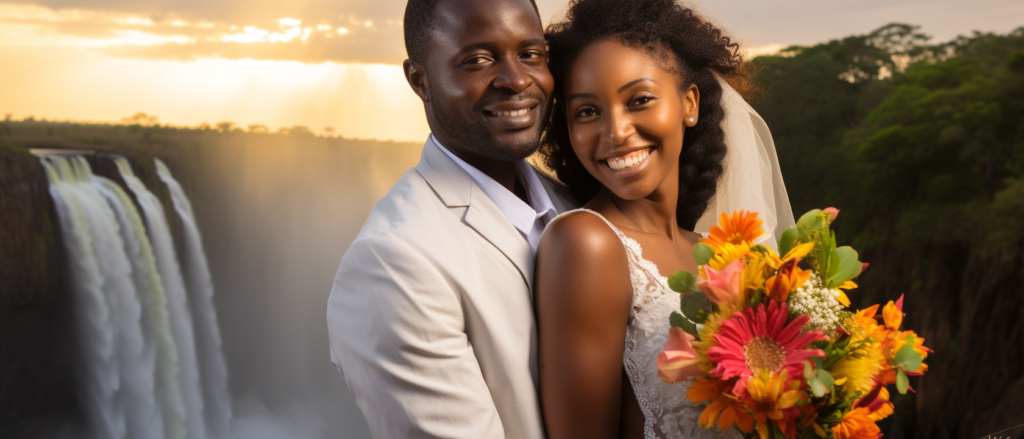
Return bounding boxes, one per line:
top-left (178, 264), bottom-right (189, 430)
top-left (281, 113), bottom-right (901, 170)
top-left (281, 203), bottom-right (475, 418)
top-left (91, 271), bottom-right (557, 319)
top-left (751, 24), bottom-right (1024, 249)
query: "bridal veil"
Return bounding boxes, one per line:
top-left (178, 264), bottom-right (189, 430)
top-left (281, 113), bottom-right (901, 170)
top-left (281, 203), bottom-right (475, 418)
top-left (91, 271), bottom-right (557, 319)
top-left (693, 75), bottom-right (796, 249)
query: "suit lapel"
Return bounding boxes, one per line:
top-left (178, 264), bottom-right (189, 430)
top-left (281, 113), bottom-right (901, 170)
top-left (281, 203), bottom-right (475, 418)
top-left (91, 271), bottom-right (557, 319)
top-left (416, 137), bottom-right (534, 290)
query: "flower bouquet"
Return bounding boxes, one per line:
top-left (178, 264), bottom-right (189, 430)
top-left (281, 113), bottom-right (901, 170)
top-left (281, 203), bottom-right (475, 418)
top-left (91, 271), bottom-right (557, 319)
top-left (657, 209), bottom-right (931, 439)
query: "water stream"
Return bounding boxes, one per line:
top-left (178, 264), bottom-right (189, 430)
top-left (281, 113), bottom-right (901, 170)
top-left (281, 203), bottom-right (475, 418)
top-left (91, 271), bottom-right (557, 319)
top-left (39, 154), bottom-right (231, 439)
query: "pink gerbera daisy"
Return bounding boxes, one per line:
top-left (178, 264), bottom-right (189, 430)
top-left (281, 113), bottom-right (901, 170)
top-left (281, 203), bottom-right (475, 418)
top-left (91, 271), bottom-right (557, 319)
top-left (707, 301), bottom-right (826, 395)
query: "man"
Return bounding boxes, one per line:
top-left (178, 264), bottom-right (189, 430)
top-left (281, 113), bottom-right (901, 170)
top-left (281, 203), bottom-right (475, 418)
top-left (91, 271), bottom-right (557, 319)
top-left (326, 0), bottom-right (576, 437)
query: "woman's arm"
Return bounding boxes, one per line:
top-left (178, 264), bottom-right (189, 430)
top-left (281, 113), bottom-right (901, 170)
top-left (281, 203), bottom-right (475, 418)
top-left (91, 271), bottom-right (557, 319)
top-left (535, 212), bottom-right (635, 439)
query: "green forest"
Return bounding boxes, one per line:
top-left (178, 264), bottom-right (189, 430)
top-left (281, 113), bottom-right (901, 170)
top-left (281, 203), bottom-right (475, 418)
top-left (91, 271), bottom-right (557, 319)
top-left (751, 23), bottom-right (1024, 251)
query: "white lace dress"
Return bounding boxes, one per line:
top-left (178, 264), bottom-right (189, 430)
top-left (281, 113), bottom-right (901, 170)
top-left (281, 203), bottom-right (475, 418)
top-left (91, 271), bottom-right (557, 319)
top-left (555, 209), bottom-right (743, 439)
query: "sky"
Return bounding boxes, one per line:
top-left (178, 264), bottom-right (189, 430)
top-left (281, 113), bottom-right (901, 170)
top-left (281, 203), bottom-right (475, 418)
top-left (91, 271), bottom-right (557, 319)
top-left (1, 0), bottom-right (1021, 142)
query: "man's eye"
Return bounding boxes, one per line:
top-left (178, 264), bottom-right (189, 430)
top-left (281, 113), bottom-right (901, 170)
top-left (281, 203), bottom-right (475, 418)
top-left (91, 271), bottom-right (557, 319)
top-left (521, 51), bottom-right (543, 60)
top-left (465, 56), bottom-right (492, 65)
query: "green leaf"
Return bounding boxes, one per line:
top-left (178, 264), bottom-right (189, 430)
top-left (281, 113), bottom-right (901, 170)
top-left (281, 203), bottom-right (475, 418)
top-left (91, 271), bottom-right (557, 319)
top-left (668, 271), bottom-right (697, 293)
top-left (797, 209), bottom-right (822, 233)
top-left (779, 227), bottom-right (799, 257)
top-left (681, 292), bottom-right (712, 324)
top-left (811, 356), bottom-right (825, 371)
top-left (895, 342), bottom-right (923, 372)
top-left (827, 246), bottom-right (862, 288)
top-left (692, 242), bottom-right (715, 266)
top-left (816, 369), bottom-right (834, 389)
top-left (669, 311), bottom-right (686, 328)
top-left (803, 360), bottom-right (814, 379)
top-left (896, 368), bottom-right (909, 394)
top-left (671, 311), bottom-right (699, 338)
top-left (810, 377), bottom-right (826, 397)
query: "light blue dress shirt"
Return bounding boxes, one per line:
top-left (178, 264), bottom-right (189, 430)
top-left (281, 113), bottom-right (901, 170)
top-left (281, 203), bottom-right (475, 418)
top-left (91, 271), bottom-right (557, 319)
top-left (432, 134), bottom-right (557, 253)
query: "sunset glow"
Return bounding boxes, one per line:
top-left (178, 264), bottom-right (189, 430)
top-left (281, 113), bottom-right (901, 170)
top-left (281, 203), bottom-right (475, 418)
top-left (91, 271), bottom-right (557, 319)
top-left (1, 0), bottom-right (1021, 141)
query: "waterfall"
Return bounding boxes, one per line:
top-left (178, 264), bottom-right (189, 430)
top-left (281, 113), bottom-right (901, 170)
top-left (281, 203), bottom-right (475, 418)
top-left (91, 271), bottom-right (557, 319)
top-left (98, 177), bottom-right (187, 439)
top-left (155, 158), bottom-right (233, 438)
top-left (40, 156), bottom-right (161, 439)
top-left (40, 153), bottom-right (230, 439)
top-left (114, 157), bottom-right (206, 439)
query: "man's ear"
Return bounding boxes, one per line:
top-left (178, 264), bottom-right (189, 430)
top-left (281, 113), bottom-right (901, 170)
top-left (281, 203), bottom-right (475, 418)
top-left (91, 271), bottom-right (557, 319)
top-left (404, 59), bottom-right (430, 103)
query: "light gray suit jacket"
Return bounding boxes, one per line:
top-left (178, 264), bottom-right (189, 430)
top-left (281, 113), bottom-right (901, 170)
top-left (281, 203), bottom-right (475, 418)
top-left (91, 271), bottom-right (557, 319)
top-left (328, 137), bottom-right (576, 439)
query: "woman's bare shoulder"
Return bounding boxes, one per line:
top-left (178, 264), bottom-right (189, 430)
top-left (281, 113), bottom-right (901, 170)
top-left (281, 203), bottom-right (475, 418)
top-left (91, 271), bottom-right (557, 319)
top-left (539, 211), bottom-right (626, 267)
top-left (535, 210), bottom-right (632, 311)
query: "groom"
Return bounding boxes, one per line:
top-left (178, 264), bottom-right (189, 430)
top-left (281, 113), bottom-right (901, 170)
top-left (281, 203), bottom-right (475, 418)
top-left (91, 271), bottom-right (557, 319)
top-left (326, 0), bottom-right (576, 437)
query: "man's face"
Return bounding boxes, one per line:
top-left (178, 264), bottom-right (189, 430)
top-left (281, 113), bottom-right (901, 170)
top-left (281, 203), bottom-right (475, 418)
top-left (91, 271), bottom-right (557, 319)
top-left (421, 0), bottom-right (554, 164)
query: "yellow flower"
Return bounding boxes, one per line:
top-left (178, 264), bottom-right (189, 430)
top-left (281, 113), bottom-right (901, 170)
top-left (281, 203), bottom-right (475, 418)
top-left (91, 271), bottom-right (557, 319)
top-left (828, 340), bottom-right (886, 397)
top-left (781, 241), bottom-right (815, 263)
top-left (742, 369), bottom-right (805, 439)
top-left (706, 241), bottom-right (753, 273)
top-left (743, 251), bottom-right (772, 292)
top-left (834, 281), bottom-right (857, 307)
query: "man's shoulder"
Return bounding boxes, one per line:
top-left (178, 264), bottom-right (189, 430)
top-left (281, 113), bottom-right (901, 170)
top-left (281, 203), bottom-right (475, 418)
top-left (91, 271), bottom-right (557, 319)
top-left (353, 168), bottom-right (448, 240)
top-left (344, 166), bottom-right (471, 267)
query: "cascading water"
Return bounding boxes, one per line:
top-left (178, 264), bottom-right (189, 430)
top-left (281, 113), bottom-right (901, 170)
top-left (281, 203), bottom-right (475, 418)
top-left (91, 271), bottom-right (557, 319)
top-left (155, 158), bottom-right (232, 438)
top-left (39, 153), bottom-right (231, 439)
top-left (114, 157), bottom-right (206, 439)
top-left (97, 177), bottom-right (186, 439)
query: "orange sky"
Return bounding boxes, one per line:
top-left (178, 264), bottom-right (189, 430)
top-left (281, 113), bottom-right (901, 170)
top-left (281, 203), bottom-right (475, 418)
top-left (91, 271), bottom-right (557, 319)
top-left (1, 0), bottom-right (1021, 141)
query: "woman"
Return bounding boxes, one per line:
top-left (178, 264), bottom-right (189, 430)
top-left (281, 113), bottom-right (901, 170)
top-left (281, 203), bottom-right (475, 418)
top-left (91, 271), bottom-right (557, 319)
top-left (534, 0), bottom-right (793, 438)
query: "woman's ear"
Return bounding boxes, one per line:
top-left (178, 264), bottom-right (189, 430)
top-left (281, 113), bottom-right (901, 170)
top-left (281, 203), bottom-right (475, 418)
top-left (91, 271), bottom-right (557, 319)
top-left (403, 59), bottom-right (430, 103)
top-left (684, 83), bottom-right (700, 127)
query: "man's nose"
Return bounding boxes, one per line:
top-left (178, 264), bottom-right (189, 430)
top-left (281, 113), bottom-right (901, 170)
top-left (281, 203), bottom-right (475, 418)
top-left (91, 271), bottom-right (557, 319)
top-left (492, 58), bottom-right (533, 93)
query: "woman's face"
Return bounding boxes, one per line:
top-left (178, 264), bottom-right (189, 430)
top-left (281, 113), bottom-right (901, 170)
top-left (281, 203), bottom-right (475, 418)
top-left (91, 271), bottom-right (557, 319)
top-left (564, 40), bottom-right (698, 201)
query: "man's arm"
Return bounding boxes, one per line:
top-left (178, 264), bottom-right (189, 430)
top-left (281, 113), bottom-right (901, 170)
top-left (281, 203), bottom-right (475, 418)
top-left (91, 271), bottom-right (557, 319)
top-left (327, 234), bottom-right (504, 439)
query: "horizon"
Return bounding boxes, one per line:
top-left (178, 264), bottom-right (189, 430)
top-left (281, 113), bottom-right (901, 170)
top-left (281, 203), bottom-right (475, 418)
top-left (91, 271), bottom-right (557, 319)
top-left (1, 0), bottom-right (1022, 142)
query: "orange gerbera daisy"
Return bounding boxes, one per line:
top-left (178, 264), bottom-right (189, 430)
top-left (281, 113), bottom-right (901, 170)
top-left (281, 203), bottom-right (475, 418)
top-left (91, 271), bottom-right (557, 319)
top-left (703, 210), bottom-right (765, 251)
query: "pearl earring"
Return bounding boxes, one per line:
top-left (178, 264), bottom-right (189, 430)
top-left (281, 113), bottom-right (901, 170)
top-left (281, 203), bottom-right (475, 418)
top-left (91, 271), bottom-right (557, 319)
top-left (689, 118), bottom-right (695, 123)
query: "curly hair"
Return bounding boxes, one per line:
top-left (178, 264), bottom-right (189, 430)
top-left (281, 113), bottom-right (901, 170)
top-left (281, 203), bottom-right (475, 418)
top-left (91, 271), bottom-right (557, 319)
top-left (540, 0), bottom-right (751, 230)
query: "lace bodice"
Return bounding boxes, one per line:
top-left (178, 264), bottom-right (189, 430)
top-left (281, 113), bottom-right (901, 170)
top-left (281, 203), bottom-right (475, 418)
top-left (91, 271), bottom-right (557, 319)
top-left (551, 209), bottom-right (742, 439)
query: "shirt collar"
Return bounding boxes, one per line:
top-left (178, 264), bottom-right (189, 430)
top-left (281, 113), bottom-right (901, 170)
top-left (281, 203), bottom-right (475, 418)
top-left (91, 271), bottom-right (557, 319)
top-left (432, 134), bottom-right (557, 237)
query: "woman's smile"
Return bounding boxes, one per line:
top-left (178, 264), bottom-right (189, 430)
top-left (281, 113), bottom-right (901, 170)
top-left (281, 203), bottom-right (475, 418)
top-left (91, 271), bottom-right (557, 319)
top-left (601, 146), bottom-right (655, 177)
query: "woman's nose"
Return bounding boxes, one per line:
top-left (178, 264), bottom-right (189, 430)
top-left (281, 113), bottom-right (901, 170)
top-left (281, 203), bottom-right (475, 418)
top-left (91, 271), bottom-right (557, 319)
top-left (603, 109), bottom-right (635, 146)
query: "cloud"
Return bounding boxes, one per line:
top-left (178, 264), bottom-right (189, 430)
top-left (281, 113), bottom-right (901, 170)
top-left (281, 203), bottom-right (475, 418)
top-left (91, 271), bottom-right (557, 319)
top-left (20, 0), bottom-right (408, 24)
top-left (0, 3), bottom-right (407, 64)
top-left (98, 33), bottom-right (405, 64)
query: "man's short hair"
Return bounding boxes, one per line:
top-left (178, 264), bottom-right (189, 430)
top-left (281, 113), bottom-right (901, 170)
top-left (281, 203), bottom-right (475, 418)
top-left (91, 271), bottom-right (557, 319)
top-left (403, 0), bottom-right (541, 64)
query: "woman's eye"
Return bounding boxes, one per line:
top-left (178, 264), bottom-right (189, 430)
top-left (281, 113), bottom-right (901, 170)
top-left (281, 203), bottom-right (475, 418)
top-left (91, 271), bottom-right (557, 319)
top-left (633, 96), bottom-right (655, 106)
top-left (575, 108), bottom-right (597, 118)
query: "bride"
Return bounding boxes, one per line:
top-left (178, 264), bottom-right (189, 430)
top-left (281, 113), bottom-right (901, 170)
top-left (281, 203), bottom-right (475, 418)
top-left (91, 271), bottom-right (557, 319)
top-left (534, 0), bottom-right (794, 438)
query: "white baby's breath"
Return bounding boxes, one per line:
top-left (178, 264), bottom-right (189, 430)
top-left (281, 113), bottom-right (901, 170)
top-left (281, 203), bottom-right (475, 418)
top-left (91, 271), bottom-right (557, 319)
top-left (787, 273), bottom-right (844, 338)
